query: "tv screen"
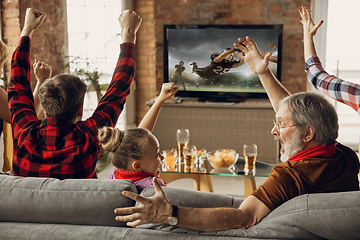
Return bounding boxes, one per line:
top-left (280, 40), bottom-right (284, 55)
top-left (164, 24), bottom-right (283, 101)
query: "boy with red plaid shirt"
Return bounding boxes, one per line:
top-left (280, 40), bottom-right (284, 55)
top-left (7, 8), bottom-right (142, 179)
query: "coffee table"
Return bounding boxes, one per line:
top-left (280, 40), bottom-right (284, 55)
top-left (160, 159), bottom-right (274, 198)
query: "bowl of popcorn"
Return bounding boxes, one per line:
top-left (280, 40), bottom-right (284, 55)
top-left (206, 149), bottom-right (239, 171)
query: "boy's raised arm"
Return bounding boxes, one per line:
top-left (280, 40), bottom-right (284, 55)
top-left (8, 8), bottom-right (46, 132)
top-left (87, 10), bottom-right (142, 130)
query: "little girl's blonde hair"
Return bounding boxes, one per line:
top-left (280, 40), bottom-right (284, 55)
top-left (98, 126), bottom-right (151, 170)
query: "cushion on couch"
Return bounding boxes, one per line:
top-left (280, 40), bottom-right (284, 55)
top-left (0, 174), bottom-right (137, 227)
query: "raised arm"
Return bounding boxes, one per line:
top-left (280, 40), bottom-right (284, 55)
top-left (8, 8), bottom-right (46, 133)
top-left (299, 6), bottom-right (323, 61)
top-left (138, 83), bottom-right (178, 132)
top-left (114, 177), bottom-right (270, 231)
top-left (33, 59), bottom-right (52, 120)
top-left (233, 36), bottom-right (289, 112)
top-left (85, 10), bottom-right (142, 131)
top-left (300, 6), bottom-right (360, 113)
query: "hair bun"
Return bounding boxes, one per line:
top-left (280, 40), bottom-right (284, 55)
top-left (98, 126), bottom-right (123, 152)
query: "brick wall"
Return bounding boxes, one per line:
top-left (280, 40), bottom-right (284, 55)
top-left (134, 0), bottom-right (311, 124)
top-left (1, 0), bottom-right (67, 89)
top-left (1, 0), bottom-right (312, 125)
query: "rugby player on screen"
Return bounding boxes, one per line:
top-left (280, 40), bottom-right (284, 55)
top-left (189, 47), bottom-right (244, 80)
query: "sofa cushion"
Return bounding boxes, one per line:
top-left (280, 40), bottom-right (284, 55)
top-left (138, 186), bottom-right (360, 239)
top-left (0, 174), bottom-right (137, 227)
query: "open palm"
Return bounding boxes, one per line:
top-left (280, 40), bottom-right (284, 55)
top-left (233, 36), bottom-right (271, 76)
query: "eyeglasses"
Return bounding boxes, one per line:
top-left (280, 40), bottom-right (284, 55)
top-left (273, 120), bottom-right (300, 132)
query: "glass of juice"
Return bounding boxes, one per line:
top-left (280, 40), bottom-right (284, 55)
top-left (162, 149), bottom-right (177, 171)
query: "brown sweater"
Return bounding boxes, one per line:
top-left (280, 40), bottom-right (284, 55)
top-left (252, 143), bottom-right (359, 211)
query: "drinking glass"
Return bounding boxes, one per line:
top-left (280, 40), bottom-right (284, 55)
top-left (176, 129), bottom-right (189, 159)
top-left (243, 144), bottom-right (257, 175)
top-left (183, 145), bottom-right (196, 173)
top-left (162, 149), bottom-right (177, 171)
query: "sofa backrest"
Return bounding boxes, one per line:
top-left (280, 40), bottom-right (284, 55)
top-left (140, 186), bottom-right (360, 239)
top-left (0, 174), bottom-right (137, 227)
top-left (141, 186), bottom-right (244, 208)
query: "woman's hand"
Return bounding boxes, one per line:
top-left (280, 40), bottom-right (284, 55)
top-left (299, 6), bottom-right (323, 39)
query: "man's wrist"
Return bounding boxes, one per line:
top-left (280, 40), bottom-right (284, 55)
top-left (257, 69), bottom-right (273, 79)
top-left (162, 203), bottom-right (174, 223)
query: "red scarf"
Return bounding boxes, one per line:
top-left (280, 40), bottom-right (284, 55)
top-left (115, 169), bottom-right (165, 183)
top-left (287, 143), bottom-right (336, 162)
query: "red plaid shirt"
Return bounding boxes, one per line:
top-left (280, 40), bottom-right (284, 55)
top-left (8, 36), bottom-right (135, 179)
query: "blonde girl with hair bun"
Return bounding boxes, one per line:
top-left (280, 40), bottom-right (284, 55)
top-left (99, 82), bottom-right (179, 191)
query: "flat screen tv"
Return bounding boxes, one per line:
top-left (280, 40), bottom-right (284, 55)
top-left (163, 24), bottom-right (283, 102)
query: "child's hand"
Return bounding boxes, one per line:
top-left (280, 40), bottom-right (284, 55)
top-left (33, 59), bottom-right (52, 83)
top-left (158, 83), bottom-right (179, 102)
top-left (21, 8), bottom-right (46, 37)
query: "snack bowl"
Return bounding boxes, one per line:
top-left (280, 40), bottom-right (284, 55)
top-left (206, 149), bottom-right (239, 170)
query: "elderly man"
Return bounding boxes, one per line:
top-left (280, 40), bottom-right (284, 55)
top-left (114, 36), bottom-right (359, 231)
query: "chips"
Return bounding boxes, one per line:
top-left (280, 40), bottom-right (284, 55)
top-left (209, 149), bottom-right (236, 168)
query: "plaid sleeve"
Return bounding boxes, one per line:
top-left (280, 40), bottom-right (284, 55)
top-left (7, 36), bottom-right (38, 135)
top-left (305, 55), bottom-right (360, 114)
top-left (84, 43), bottom-right (135, 134)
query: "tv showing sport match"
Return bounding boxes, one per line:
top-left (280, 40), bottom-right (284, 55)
top-left (164, 24), bottom-right (283, 101)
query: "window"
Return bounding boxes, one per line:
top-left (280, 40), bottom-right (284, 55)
top-left (325, 0), bottom-right (360, 150)
top-left (66, 0), bottom-right (126, 129)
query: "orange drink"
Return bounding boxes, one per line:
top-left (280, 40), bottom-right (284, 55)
top-left (163, 149), bottom-right (177, 171)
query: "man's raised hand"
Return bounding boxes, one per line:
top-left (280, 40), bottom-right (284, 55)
top-left (233, 36), bottom-right (271, 76)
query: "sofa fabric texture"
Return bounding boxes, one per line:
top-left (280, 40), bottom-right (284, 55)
top-left (0, 174), bottom-right (136, 227)
top-left (0, 174), bottom-right (359, 240)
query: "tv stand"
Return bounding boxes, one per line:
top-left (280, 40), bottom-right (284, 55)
top-left (197, 97), bottom-right (245, 103)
